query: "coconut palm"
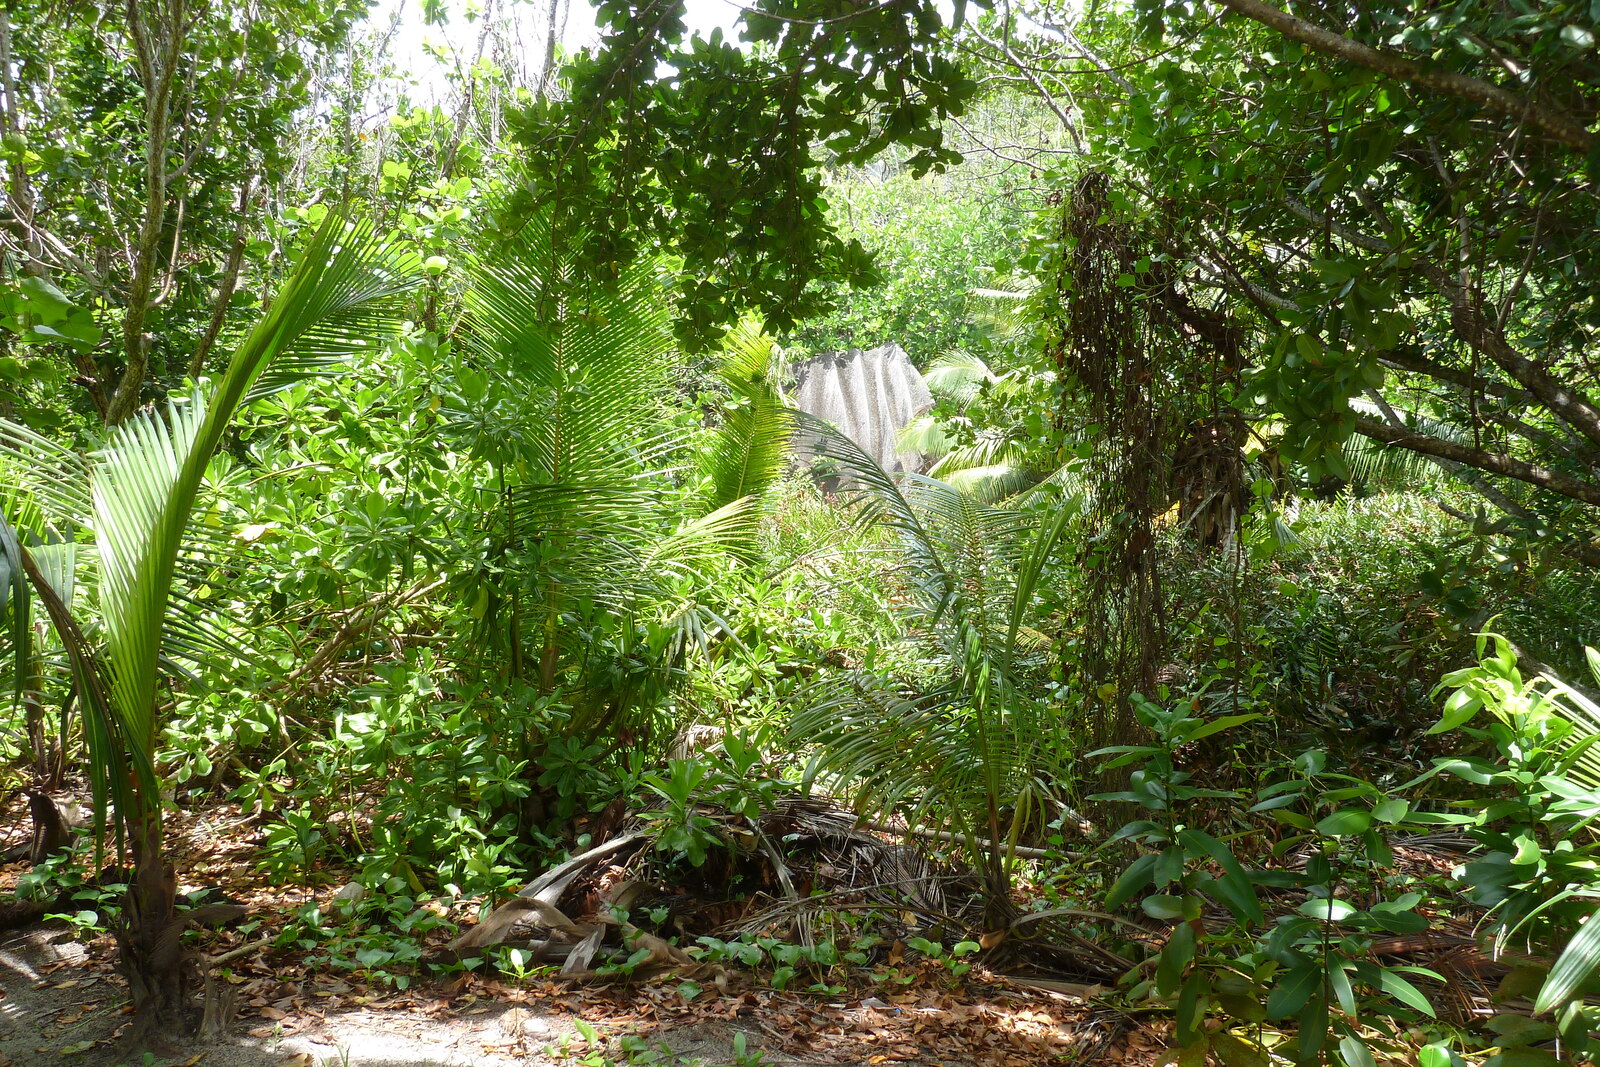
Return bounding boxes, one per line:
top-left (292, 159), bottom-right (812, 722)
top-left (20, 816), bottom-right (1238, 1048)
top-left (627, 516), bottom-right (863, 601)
top-left (790, 415), bottom-right (1075, 928)
top-left (0, 216), bottom-right (419, 1034)
top-left (444, 231), bottom-right (789, 749)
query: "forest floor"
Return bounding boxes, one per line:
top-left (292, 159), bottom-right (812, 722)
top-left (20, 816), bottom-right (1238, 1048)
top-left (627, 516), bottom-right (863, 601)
top-left (0, 922), bottom-right (1156, 1067)
top-left (0, 796), bottom-right (1163, 1067)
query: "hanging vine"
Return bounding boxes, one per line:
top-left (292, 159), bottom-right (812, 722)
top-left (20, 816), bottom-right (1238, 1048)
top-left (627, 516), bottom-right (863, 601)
top-left (1043, 172), bottom-right (1249, 755)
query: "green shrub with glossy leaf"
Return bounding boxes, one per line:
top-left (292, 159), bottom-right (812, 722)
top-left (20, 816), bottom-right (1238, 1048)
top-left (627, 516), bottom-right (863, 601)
top-left (1425, 634), bottom-right (1600, 1050)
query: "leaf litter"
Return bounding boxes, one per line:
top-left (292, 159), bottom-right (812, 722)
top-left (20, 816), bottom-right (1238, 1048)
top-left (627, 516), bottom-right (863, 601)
top-left (0, 791), bottom-right (1164, 1067)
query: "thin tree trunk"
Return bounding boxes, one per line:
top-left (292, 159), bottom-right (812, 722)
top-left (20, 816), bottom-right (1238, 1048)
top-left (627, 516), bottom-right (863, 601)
top-left (108, 0), bottom-right (185, 425)
top-left (24, 690), bottom-right (47, 779)
top-left (440, 0), bottom-right (495, 179)
top-left (186, 179), bottom-right (256, 379)
top-left (0, 5), bottom-right (39, 269)
top-left (538, 0), bottom-right (566, 97)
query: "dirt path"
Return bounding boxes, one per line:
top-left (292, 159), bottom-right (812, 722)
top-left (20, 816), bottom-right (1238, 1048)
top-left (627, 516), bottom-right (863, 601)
top-left (0, 927), bottom-right (772, 1067)
top-left (0, 925), bottom-right (1135, 1067)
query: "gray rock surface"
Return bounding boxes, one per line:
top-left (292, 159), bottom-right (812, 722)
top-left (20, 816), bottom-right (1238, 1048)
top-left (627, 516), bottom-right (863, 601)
top-left (789, 344), bottom-right (933, 474)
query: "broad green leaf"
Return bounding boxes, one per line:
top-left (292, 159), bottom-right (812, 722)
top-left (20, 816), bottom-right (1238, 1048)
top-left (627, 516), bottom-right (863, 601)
top-left (1266, 964), bottom-right (1319, 1020)
top-left (1417, 1043), bottom-right (1456, 1067)
top-left (1377, 967), bottom-right (1437, 1017)
top-left (1177, 827), bottom-right (1264, 924)
top-left (1175, 973), bottom-right (1202, 1045)
top-left (1299, 897), bottom-right (1358, 922)
top-left (1481, 1050), bottom-right (1562, 1067)
top-left (1142, 895), bottom-right (1187, 920)
top-left (1485, 1014), bottom-right (1558, 1047)
top-left (1106, 852), bottom-right (1160, 910)
top-left (1337, 1034), bottom-right (1375, 1067)
top-left (1315, 809), bottom-right (1372, 837)
top-left (1211, 1032), bottom-right (1267, 1067)
top-left (1371, 798), bottom-right (1409, 823)
top-left (1216, 993), bottom-right (1267, 1024)
top-left (1184, 713), bottom-right (1262, 743)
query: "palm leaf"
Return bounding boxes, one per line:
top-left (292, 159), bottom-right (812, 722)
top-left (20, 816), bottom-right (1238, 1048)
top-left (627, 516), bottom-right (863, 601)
top-left (924, 350), bottom-right (998, 409)
top-left (452, 222), bottom-right (756, 718)
top-left (0, 509), bottom-right (132, 856)
top-left (796, 410), bottom-right (957, 617)
top-left (0, 512), bottom-right (32, 717)
top-left (789, 415), bottom-right (1071, 894)
top-left (895, 414), bottom-right (955, 463)
top-left (0, 213), bottom-right (420, 855)
top-left (704, 320), bottom-right (794, 513)
top-left (0, 420), bottom-right (93, 533)
top-left (1344, 398), bottom-right (1459, 490)
top-left (95, 218), bottom-right (418, 762)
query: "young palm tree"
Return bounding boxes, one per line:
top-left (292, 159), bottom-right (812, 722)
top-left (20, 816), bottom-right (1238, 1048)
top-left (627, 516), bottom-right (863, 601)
top-left (0, 217), bottom-right (419, 1034)
top-left (790, 415), bottom-right (1075, 928)
top-left (445, 231), bottom-right (789, 748)
top-left (702, 318), bottom-right (794, 518)
top-left (897, 350), bottom-right (1083, 504)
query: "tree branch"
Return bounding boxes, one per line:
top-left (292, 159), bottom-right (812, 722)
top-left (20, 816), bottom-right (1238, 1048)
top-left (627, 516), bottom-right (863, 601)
top-left (110, 0), bottom-right (186, 425)
top-left (1276, 193), bottom-right (1600, 452)
top-left (1378, 348), bottom-right (1530, 405)
top-left (1353, 415), bottom-right (1600, 508)
top-left (186, 179), bottom-right (257, 380)
top-left (1213, 0), bottom-right (1595, 153)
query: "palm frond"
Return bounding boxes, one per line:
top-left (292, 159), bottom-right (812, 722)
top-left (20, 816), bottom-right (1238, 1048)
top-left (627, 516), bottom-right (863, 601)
top-left (1545, 650), bottom-right (1600, 791)
top-left (924, 351), bottom-right (998, 409)
top-left (0, 421), bottom-right (93, 534)
top-left (451, 223), bottom-right (756, 720)
top-left (796, 411), bottom-right (957, 620)
top-left (461, 233), bottom-right (675, 479)
top-left (966, 281), bottom-right (1036, 346)
top-left (242, 219), bottom-right (422, 402)
top-left (1345, 399), bottom-right (1459, 490)
top-left (0, 511), bottom-right (133, 857)
top-left (1, 212), bottom-right (420, 860)
top-left (703, 321), bottom-right (794, 515)
top-left (0, 512), bottom-right (31, 715)
top-left (895, 414), bottom-right (955, 462)
top-left (939, 463), bottom-right (1041, 502)
top-left (717, 315), bottom-right (781, 386)
top-left (927, 430), bottom-right (1051, 503)
top-left (793, 675), bottom-right (972, 829)
top-left (646, 498), bottom-right (760, 582)
top-left (92, 390), bottom-right (208, 759)
top-left (788, 415), bottom-right (1073, 893)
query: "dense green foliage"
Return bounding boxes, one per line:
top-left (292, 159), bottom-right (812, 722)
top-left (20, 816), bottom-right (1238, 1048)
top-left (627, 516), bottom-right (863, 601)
top-left (784, 171), bottom-right (1030, 361)
top-left (0, 0), bottom-right (372, 426)
top-left (3, 1), bottom-right (1600, 1062)
top-left (1089, 0), bottom-right (1600, 565)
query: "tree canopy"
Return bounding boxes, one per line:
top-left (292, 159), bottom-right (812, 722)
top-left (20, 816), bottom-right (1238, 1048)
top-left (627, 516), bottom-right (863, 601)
top-left (501, 0), bottom-right (979, 349)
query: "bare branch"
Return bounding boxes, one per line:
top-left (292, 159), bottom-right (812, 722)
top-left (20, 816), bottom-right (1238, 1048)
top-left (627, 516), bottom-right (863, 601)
top-left (1353, 415), bottom-right (1600, 507)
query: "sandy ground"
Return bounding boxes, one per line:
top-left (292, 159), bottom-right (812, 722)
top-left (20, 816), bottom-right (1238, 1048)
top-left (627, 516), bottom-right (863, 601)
top-left (0, 927), bottom-right (777, 1067)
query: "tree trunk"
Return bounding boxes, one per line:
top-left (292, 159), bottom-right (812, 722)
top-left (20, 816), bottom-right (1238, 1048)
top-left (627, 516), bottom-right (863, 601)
top-left (24, 689), bottom-right (48, 780)
top-left (119, 806), bottom-right (185, 1038)
top-left (25, 790), bottom-right (70, 865)
top-left (980, 857), bottom-right (1017, 932)
top-left (108, 0), bottom-right (185, 425)
top-left (539, 0), bottom-right (566, 97)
